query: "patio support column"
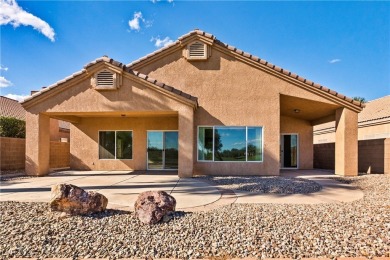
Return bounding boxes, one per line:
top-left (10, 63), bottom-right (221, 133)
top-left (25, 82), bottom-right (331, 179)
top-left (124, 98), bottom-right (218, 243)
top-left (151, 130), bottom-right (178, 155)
top-left (178, 107), bottom-right (194, 178)
top-left (25, 112), bottom-right (50, 176)
top-left (335, 107), bottom-right (358, 176)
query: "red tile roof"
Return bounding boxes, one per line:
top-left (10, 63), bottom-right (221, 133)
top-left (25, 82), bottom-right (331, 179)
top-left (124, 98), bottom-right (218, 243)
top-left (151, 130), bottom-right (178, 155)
top-left (22, 56), bottom-right (198, 105)
top-left (0, 96), bottom-right (26, 120)
top-left (128, 29), bottom-right (364, 109)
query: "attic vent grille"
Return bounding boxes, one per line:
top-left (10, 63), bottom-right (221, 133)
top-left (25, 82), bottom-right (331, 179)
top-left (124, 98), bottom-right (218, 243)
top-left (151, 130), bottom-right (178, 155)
top-left (189, 42), bottom-right (206, 57)
top-left (97, 71), bottom-right (114, 86)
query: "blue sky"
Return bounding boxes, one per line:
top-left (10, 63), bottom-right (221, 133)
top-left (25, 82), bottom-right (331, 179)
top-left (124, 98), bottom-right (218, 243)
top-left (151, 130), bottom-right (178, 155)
top-left (1, 0), bottom-right (389, 102)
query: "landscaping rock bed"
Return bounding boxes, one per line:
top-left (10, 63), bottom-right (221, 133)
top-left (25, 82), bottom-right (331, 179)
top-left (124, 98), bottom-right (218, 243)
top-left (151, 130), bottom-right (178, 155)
top-left (1, 175), bottom-right (389, 259)
top-left (196, 176), bottom-right (323, 194)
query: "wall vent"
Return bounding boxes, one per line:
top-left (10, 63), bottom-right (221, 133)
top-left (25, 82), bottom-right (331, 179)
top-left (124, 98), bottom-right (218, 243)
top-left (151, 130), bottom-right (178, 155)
top-left (91, 69), bottom-right (121, 90)
top-left (97, 70), bottom-right (114, 87)
top-left (185, 41), bottom-right (209, 60)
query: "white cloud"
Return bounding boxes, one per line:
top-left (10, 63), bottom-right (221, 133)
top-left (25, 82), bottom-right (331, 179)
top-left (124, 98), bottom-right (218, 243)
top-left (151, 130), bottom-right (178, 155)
top-left (128, 12), bottom-right (144, 31)
top-left (0, 0), bottom-right (55, 42)
top-left (151, 0), bottom-right (174, 3)
top-left (4, 93), bottom-right (29, 101)
top-left (151, 36), bottom-right (174, 48)
top-left (0, 76), bottom-right (12, 88)
top-left (329, 59), bottom-right (341, 64)
top-left (0, 65), bottom-right (8, 71)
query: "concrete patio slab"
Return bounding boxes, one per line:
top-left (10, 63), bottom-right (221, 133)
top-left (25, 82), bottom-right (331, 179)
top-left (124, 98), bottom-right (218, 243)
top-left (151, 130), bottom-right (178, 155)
top-left (0, 169), bottom-right (365, 211)
top-left (0, 171), bottom-right (221, 211)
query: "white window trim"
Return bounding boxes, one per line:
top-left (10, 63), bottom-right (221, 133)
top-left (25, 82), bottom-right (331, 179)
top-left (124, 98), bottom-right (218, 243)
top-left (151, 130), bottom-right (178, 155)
top-left (98, 130), bottom-right (133, 160)
top-left (197, 126), bottom-right (264, 163)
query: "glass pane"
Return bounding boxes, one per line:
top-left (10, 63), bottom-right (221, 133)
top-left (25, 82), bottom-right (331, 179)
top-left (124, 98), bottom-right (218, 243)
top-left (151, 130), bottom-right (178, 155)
top-left (198, 127), bottom-right (213, 161)
top-left (99, 131), bottom-right (115, 159)
top-left (290, 135), bottom-right (298, 167)
top-left (116, 131), bottom-right (132, 159)
top-left (247, 127), bottom-right (262, 161)
top-left (148, 132), bottom-right (163, 169)
top-left (282, 135), bottom-right (297, 168)
top-left (164, 132), bottom-right (178, 169)
top-left (214, 127), bottom-right (246, 161)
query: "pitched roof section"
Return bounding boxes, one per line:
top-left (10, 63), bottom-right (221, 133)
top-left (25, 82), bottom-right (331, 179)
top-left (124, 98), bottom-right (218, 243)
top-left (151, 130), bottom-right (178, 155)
top-left (128, 29), bottom-right (364, 109)
top-left (358, 95), bottom-right (390, 123)
top-left (21, 56), bottom-right (198, 105)
top-left (0, 96), bottom-right (26, 120)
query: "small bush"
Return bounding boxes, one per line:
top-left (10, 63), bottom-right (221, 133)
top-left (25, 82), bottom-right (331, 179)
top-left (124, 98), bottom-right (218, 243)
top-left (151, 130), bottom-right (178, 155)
top-left (0, 117), bottom-right (26, 138)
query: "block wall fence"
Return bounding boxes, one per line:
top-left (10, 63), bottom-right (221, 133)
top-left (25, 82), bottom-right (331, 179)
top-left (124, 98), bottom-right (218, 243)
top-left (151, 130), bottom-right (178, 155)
top-left (0, 137), bottom-right (70, 172)
top-left (314, 138), bottom-right (390, 174)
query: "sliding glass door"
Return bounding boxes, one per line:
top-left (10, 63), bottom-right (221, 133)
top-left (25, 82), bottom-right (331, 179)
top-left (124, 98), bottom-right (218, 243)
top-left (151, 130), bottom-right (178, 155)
top-left (147, 131), bottom-right (178, 170)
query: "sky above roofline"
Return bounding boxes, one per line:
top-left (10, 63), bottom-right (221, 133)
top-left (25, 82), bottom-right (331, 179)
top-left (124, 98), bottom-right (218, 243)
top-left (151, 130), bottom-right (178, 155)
top-left (1, 0), bottom-right (389, 102)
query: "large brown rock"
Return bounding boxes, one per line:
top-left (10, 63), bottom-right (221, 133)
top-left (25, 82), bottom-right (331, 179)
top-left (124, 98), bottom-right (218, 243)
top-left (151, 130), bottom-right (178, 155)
top-left (134, 191), bottom-right (176, 224)
top-left (50, 184), bottom-right (108, 215)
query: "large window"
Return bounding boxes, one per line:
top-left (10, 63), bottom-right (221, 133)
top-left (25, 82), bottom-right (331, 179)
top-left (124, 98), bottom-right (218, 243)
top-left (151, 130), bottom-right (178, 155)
top-left (99, 131), bottom-right (132, 159)
top-left (198, 126), bottom-right (263, 162)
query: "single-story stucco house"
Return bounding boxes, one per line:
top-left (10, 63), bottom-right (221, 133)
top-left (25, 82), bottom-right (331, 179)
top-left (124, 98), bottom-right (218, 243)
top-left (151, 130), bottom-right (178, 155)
top-left (21, 29), bottom-right (364, 177)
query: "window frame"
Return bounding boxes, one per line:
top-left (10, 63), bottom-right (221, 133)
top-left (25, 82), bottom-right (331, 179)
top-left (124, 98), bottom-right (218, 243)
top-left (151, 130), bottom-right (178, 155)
top-left (197, 126), bottom-right (264, 163)
top-left (98, 130), bottom-right (133, 160)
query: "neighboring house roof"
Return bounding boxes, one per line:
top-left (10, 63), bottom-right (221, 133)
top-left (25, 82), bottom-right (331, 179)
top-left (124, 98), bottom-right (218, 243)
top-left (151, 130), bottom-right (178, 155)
top-left (21, 56), bottom-right (198, 106)
top-left (314, 95), bottom-right (390, 132)
top-left (128, 29), bottom-right (364, 110)
top-left (0, 96), bottom-right (26, 120)
top-left (358, 95), bottom-right (390, 123)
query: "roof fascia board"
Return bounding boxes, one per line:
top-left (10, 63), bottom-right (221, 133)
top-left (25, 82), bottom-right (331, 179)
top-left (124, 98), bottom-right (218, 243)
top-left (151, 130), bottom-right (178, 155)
top-left (85, 61), bottom-right (124, 75)
top-left (179, 34), bottom-right (214, 46)
top-left (22, 73), bottom-right (89, 110)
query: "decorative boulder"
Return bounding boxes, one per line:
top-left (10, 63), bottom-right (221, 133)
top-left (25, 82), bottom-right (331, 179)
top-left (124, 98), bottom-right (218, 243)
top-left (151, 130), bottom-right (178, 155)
top-left (134, 191), bottom-right (176, 224)
top-left (50, 184), bottom-right (108, 215)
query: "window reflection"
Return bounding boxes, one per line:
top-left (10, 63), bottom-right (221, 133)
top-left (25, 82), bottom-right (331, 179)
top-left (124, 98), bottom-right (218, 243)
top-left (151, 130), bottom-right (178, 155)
top-left (214, 127), bottom-right (246, 161)
top-left (198, 126), bottom-right (263, 162)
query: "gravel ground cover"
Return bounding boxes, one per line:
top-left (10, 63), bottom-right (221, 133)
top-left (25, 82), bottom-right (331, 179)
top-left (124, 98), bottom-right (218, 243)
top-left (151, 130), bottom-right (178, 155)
top-left (196, 176), bottom-right (323, 194)
top-left (1, 175), bottom-right (389, 259)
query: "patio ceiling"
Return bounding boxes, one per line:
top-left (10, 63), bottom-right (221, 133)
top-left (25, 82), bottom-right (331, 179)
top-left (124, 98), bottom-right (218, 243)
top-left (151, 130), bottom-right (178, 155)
top-left (280, 94), bottom-right (342, 125)
top-left (45, 111), bottom-right (178, 123)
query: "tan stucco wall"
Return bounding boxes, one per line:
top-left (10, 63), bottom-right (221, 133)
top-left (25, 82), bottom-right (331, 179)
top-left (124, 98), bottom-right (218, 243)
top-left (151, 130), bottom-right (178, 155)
top-left (358, 123), bottom-right (390, 140)
top-left (280, 116), bottom-right (313, 169)
top-left (70, 117), bottom-right (177, 171)
top-left (49, 119), bottom-right (70, 142)
top-left (136, 47), bottom-right (330, 175)
top-left (314, 122), bottom-right (390, 144)
top-left (335, 108), bottom-right (358, 176)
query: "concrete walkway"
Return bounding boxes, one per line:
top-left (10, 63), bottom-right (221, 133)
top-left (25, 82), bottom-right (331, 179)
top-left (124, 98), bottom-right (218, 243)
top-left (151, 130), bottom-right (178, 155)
top-left (0, 170), bottom-right (364, 211)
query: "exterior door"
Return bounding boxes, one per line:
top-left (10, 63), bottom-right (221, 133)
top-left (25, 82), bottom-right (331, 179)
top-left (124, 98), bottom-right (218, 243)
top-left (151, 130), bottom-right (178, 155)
top-left (280, 134), bottom-right (298, 168)
top-left (147, 131), bottom-right (178, 170)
